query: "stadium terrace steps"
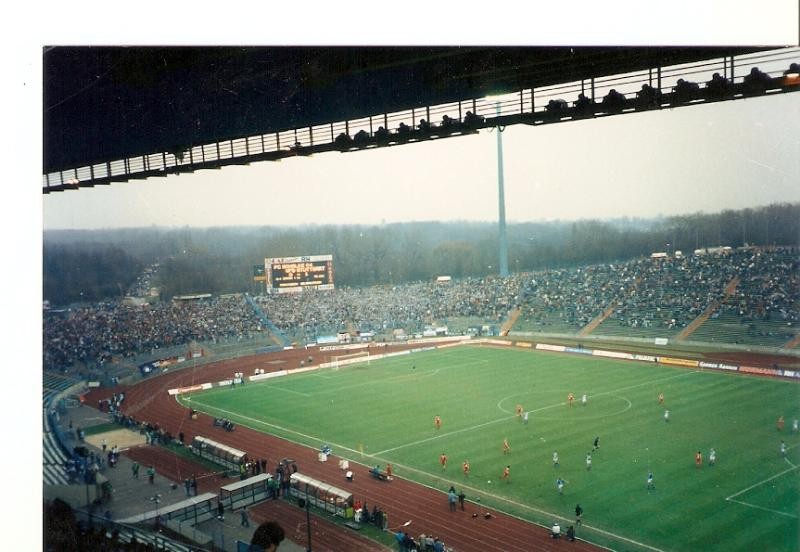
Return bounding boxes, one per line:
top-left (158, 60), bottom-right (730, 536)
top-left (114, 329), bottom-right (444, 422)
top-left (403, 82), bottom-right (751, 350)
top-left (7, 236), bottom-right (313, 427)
top-left (499, 307), bottom-right (521, 336)
top-left (676, 276), bottom-right (740, 341)
top-left (784, 333), bottom-right (800, 349)
top-left (579, 302), bottom-right (617, 336)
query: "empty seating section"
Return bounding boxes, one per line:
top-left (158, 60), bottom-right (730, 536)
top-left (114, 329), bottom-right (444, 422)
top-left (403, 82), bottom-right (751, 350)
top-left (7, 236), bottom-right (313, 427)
top-left (43, 372), bottom-right (81, 485)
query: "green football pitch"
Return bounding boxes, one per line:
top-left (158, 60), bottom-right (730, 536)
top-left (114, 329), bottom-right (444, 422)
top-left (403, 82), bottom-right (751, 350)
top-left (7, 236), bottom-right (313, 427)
top-left (181, 345), bottom-right (800, 552)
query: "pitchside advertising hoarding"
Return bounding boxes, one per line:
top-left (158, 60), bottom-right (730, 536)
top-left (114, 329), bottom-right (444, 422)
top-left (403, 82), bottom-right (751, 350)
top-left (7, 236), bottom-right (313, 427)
top-left (264, 254), bottom-right (334, 293)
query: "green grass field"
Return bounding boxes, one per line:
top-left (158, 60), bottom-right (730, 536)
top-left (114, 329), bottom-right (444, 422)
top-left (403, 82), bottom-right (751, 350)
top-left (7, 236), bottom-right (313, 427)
top-left (180, 345), bottom-right (800, 552)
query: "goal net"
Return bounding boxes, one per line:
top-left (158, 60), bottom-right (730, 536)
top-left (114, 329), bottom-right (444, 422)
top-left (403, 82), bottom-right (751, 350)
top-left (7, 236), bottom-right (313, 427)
top-left (332, 350), bottom-right (370, 370)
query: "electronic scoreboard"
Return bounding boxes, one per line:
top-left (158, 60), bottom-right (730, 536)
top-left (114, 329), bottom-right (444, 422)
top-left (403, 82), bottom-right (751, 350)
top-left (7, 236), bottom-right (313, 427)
top-left (264, 254), bottom-right (334, 293)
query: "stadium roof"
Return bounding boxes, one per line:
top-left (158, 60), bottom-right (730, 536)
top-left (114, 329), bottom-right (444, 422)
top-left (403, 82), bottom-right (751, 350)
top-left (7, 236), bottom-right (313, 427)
top-left (44, 46), bottom-right (772, 173)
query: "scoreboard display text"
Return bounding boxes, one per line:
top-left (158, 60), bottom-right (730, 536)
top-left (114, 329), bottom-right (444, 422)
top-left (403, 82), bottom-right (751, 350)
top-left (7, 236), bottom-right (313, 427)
top-left (265, 255), bottom-right (334, 293)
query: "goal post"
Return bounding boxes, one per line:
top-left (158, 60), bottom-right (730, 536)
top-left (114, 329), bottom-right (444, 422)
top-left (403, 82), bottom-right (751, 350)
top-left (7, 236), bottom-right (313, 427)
top-left (332, 350), bottom-right (370, 370)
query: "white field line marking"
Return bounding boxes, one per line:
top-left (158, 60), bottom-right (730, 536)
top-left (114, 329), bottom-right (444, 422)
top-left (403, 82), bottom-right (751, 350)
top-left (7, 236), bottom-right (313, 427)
top-left (259, 384), bottom-right (311, 397)
top-left (366, 457), bottom-right (666, 552)
top-left (725, 464), bottom-right (799, 501)
top-left (722, 440), bottom-right (800, 518)
top-left (311, 358), bottom-right (487, 395)
top-left (377, 370), bottom-right (699, 456)
top-left (497, 368), bottom-right (700, 413)
top-left (184, 398), bottom-right (365, 456)
top-left (186, 398), bottom-right (663, 551)
top-left (726, 498), bottom-right (799, 519)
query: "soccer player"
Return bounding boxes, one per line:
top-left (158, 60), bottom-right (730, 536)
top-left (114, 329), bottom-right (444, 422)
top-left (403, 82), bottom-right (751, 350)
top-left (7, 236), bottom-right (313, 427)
top-left (462, 460), bottom-right (470, 477)
top-left (585, 452), bottom-right (592, 471)
top-left (695, 450), bottom-right (703, 468)
top-left (439, 452), bottom-right (447, 470)
top-left (515, 404), bottom-right (524, 418)
top-left (575, 504), bottom-right (583, 525)
top-left (664, 409), bottom-right (670, 422)
top-left (708, 448), bottom-right (716, 466)
top-left (523, 411), bottom-right (529, 424)
top-left (777, 416), bottom-right (785, 431)
top-left (502, 465), bottom-right (511, 482)
top-left (592, 436), bottom-right (600, 451)
top-left (503, 438), bottom-right (511, 455)
top-left (647, 471), bottom-right (655, 490)
top-left (552, 451), bottom-right (559, 467)
top-left (581, 393), bottom-right (587, 406)
top-left (780, 440), bottom-right (787, 457)
top-left (567, 392), bottom-right (575, 407)
top-left (658, 392), bottom-right (664, 405)
top-left (434, 415), bottom-right (442, 430)
top-left (793, 418), bottom-right (799, 433)
top-left (556, 477), bottom-right (565, 494)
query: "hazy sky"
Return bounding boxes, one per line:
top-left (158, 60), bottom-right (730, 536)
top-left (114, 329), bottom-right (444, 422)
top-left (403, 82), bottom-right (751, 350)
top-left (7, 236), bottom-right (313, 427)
top-left (43, 91), bottom-right (799, 230)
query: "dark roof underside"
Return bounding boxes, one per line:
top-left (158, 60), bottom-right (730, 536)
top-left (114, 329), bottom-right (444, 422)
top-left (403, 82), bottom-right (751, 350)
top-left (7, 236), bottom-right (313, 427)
top-left (43, 46), bottom-right (768, 172)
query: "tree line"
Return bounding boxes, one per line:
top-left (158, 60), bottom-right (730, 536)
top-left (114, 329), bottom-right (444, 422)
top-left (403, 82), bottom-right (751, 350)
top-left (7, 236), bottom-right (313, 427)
top-left (43, 203), bottom-right (799, 306)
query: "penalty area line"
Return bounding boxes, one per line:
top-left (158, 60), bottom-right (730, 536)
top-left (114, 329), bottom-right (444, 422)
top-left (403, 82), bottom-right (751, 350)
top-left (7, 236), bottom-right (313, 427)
top-left (725, 497), bottom-right (799, 519)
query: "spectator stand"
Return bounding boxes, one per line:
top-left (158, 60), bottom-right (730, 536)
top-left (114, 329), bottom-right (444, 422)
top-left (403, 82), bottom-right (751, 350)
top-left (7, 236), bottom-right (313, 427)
top-left (245, 294), bottom-right (291, 347)
top-left (289, 472), bottom-right (354, 519)
top-left (43, 376), bottom-right (87, 486)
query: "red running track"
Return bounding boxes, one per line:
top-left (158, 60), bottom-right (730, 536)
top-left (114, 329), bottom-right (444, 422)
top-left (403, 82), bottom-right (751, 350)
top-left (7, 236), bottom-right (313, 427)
top-left (88, 345), bottom-right (604, 552)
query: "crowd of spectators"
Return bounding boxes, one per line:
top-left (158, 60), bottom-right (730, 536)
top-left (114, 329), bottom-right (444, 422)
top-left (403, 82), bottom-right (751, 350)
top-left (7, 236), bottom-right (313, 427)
top-left (518, 247), bottom-right (798, 335)
top-left (43, 248), bottom-right (797, 371)
top-left (253, 274), bottom-right (528, 342)
top-left (718, 247), bottom-right (799, 324)
top-left (44, 294), bottom-right (266, 370)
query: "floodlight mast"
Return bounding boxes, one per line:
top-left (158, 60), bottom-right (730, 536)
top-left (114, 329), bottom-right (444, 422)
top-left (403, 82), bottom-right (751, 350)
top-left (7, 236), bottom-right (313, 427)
top-left (488, 96), bottom-right (510, 277)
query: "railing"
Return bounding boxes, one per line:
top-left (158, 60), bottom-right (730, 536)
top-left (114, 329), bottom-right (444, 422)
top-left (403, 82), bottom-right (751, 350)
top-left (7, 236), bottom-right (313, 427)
top-left (43, 48), bottom-right (799, 193)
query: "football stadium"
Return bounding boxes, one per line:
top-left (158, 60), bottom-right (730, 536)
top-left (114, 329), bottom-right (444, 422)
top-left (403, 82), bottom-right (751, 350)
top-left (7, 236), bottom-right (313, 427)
top-left (41, 43), bottom-right (799, 552)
